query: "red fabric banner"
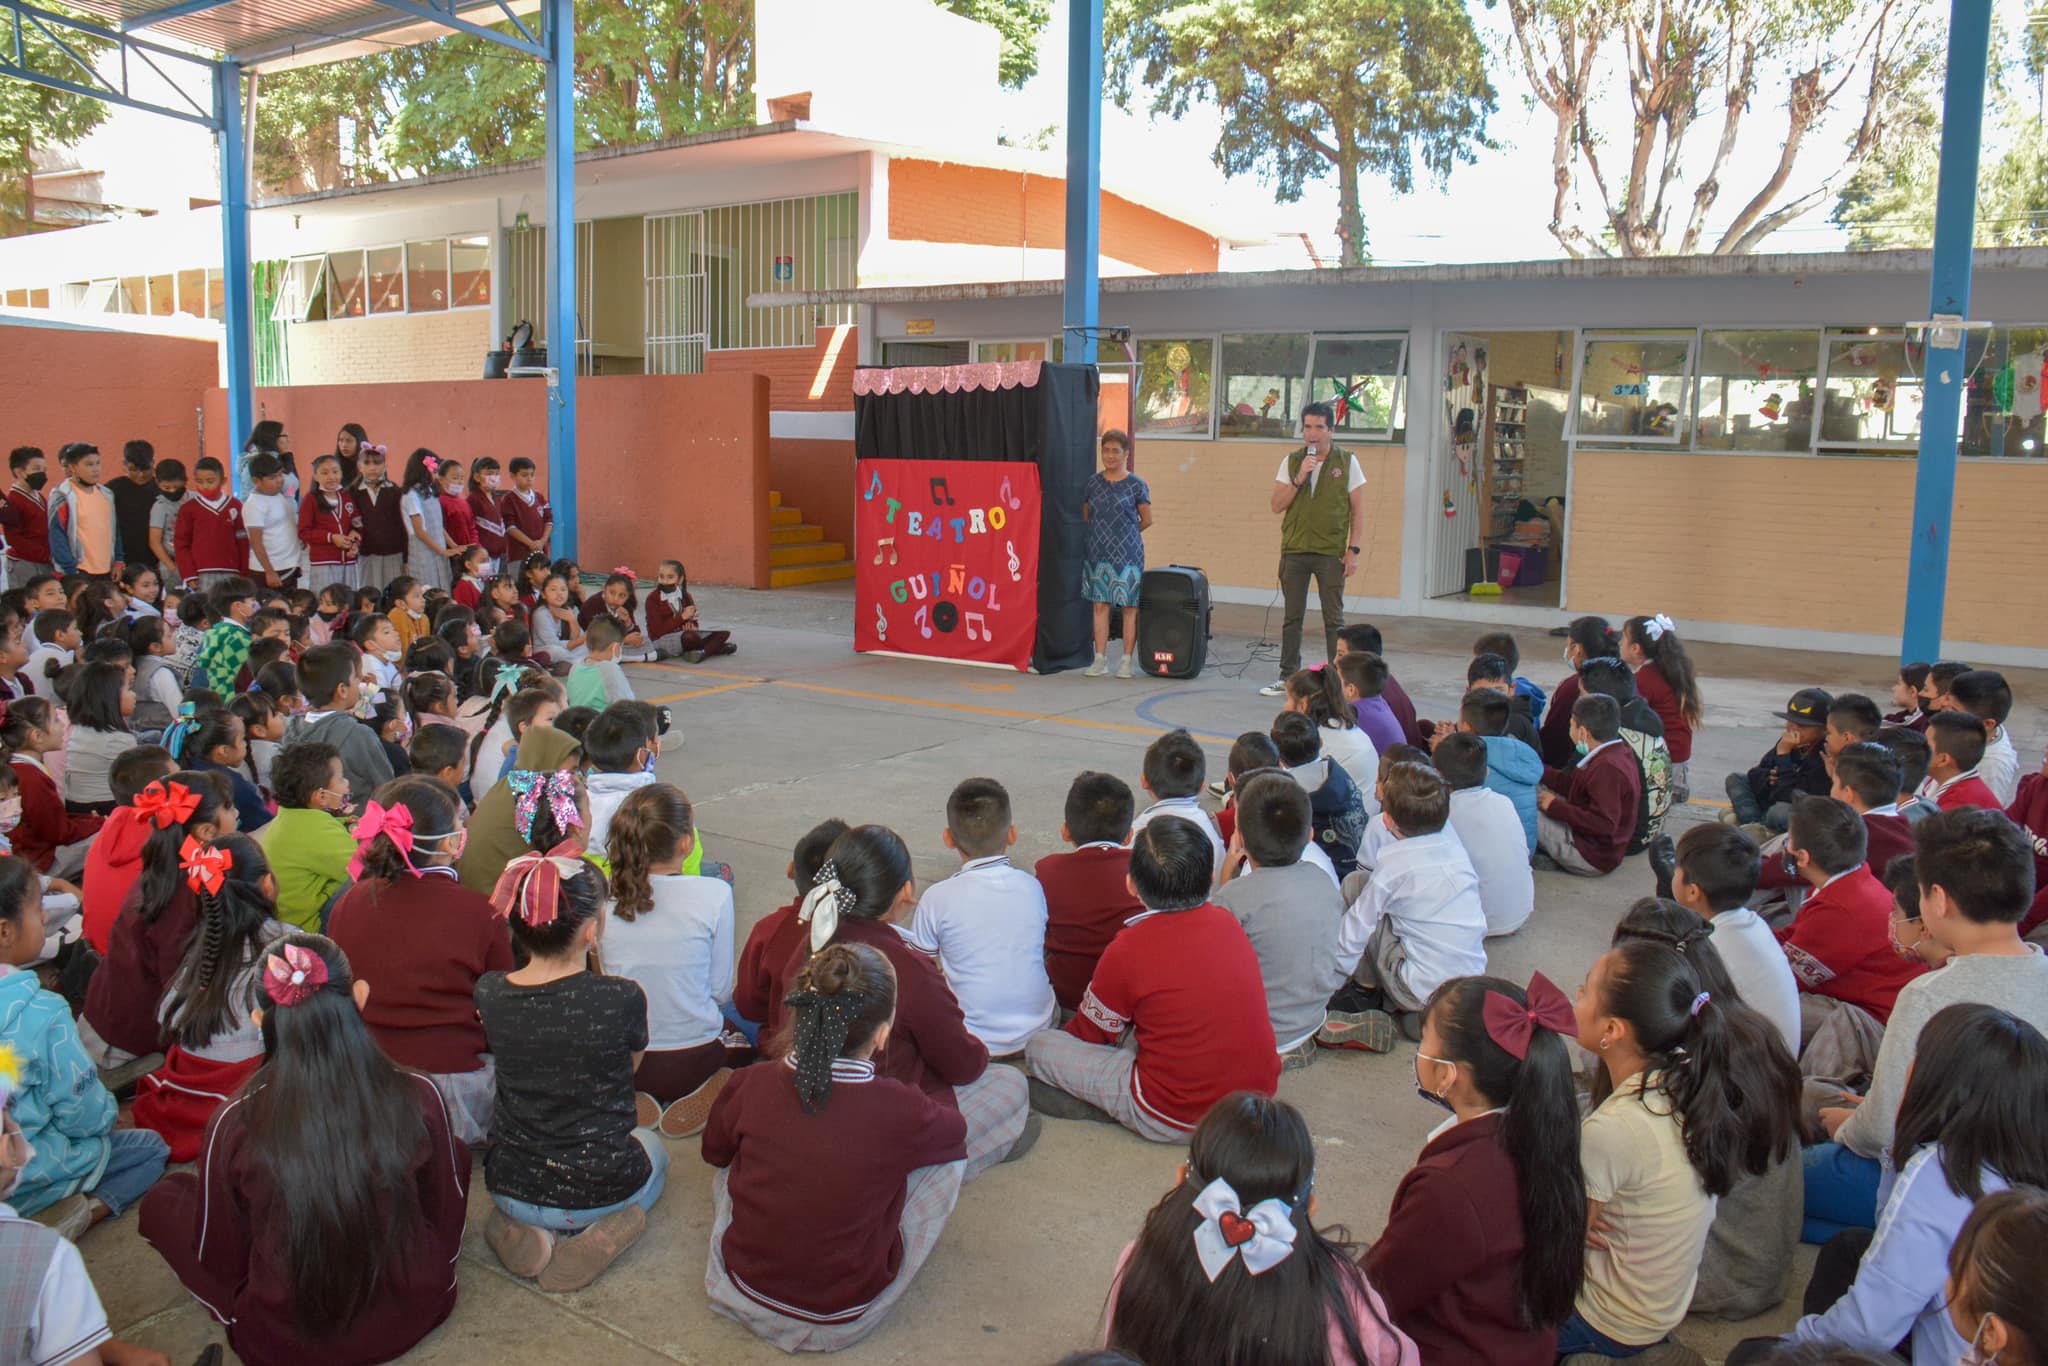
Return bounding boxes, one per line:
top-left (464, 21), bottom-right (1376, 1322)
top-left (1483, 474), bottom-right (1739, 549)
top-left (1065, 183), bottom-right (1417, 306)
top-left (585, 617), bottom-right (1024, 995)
top-left (854, 459), bottom-right (1040, 670)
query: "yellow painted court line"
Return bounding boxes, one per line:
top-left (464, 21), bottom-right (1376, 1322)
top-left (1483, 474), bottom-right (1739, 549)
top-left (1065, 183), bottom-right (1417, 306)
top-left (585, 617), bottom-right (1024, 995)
top-left (770, 679), bottom-right (1212, 740)
top-left (643, 679), bottom-right (764, 705)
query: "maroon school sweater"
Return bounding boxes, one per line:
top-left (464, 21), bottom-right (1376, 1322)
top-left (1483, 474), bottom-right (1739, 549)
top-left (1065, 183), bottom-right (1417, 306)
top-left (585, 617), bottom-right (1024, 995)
top-left (0, 487), bottom-right (50, 563)
top-left (1540, 743), bottom-right (1642, 873)
top-left (1777, 865), bottom-right (1929, 1024)
top-left (327, 869), bottom-right (513, 1074)
top-left (84, 883), bottom-right (198, 1057)
top-left (1758, 809), bottom-right (1916, 894)
top-left (702, 1058), bottom-right (967, 1323)
top-left (1383, 673), bottom-right (1425, 747)
top-left (733, 899), bottom-right (804, 1028)
top-left (1366, 1113), bottom-right (1556, 1365)
top-left (1035, 844), bottom-right (1143, 1013)
top-left (349, 480), bottom-right (407, 557)
top-left (173, 495), bottom-right (247, 581)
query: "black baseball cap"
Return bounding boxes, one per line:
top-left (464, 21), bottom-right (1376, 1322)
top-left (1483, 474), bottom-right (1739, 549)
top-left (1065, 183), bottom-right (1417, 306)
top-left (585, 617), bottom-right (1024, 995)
top-left (1774, 688), bottom-right (1833, 726)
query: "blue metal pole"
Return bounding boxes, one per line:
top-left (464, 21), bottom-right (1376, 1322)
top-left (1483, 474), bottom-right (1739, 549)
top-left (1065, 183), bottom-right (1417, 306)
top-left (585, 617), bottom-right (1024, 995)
top-left (1899, 0), bottom-right (1993, 663)
top-left (543, 0), bottom-right (578, 559)
top-left (213, 59), bottom-right (253, 488)
top-left (1061, 0), bottom-right (1101, 367)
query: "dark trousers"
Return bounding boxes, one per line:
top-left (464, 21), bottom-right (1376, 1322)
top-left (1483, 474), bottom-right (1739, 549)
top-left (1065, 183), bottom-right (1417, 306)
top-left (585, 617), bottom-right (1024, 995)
top-left (1279, 552), bottom-right (1345, 676)
top-left (1723, 1228), bottom-right (1878, 1366)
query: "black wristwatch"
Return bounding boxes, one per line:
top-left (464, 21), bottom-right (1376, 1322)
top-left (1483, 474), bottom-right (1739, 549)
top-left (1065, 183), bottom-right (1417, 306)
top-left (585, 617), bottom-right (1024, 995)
top-left (1348, 544), bottom-right (1361, 554)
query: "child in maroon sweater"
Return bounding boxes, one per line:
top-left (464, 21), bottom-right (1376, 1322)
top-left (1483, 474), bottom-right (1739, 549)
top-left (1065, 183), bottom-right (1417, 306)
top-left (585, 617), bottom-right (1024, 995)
top-left (732, 816), bottom-right (847, 1028)
top-left (644, 559), bottom-right (734, 661)
top-left (2008, 754), bottom-right (2048, 938)
top-left (1036, 770), bottom-right (1143, 1013)
top-left (704, 941), bottom-right (970, 1351)
top-left (1922, 712), bottom-right (2000, 812)
top-left (172, 457), bottom-right (247, 588)
top-left (467, 456), bottom-right (509, 572)
top-left (327, 776), bottom-right (509, 1146)
top-left (4, 696), bottom-right (102, 876)
top-left (1535, 694), bottom-right (1642, 876)
top-left (1776, 795), bottom-right (1930, 1032)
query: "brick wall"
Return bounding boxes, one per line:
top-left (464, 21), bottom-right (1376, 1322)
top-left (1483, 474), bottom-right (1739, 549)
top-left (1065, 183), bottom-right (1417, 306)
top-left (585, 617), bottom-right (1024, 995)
top-left (1566, 451), bottom-right (2048, 649)
top-left (887, 159), bottom-right (1219, 276)
top-left (705, 323), bottom-right (857, 412)
top-left (285, 310), bottom-right (492, 385)
top-left (0, 322), bottom-right (214, 461)
top-left (1132, 438), bottom-right (1405, 600)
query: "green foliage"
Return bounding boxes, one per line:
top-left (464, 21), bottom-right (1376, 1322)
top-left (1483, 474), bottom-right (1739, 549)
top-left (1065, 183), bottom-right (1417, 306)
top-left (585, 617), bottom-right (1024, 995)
top-left (255, 0), bottom-right (752, 193)
top-left (0, 3), bottom-right (111, 232)
top-left (1106, 0), bottom-right (1495, 265)
top-left (936, 0), bottom-right (1052, 86)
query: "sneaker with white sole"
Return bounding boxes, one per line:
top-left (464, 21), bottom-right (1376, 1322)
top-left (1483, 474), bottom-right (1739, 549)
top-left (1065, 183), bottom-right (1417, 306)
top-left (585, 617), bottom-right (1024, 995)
top-left (1317, 1008), bottom-right (1399, 1053)
top-left (1085, 654), bottom-right (1109, 677)
top-left (658, 1067), bottom-right (733, 1139)
top-left (1259, 679), bottom-right (1287, 697)
top-left (1116, 655), bottom-right (1134, 679)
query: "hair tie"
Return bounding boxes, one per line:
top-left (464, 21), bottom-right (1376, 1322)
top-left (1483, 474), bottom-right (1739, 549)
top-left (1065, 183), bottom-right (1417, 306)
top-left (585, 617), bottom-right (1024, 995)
top-left (1480, 971), bottom-right (1576, 1060)
top-left (180, 835), bottom-right (233, 896)
top-left (1689, 991), bottom-right (1711, 1017)
top-left (262, 942), bottom-right (329, 1007)
top-left (508, 770), bottom-right (582, 844)
top-left (611, 565), bottom-right (636, 582)
top-left (489, 842), bottom-right (588, 927)
top-left (1191, 1177), bottom-right (1299, 1281)
top-left (785, 987), bottom-right (868, 1113)
top-left (347, 800), bottom-right (417, 881)
top-left (134, 779), bottom-right (199, 830)
top-left (796, 860), bottom-right (861, 953)
top-left (1645, 612), bottom-right (1675, 641)
top-left (422, 454), bottom-right (441, 473)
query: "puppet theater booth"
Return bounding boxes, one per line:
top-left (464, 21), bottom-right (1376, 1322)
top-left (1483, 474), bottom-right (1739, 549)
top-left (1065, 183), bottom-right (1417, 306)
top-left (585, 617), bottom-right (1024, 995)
top-left (852, 361), bottom-right (1100, 672)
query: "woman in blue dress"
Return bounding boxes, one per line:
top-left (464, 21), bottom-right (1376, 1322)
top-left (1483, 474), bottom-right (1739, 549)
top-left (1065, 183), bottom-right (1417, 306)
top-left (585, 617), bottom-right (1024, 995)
top-left (1081, 428), bottom-right (1152, 677)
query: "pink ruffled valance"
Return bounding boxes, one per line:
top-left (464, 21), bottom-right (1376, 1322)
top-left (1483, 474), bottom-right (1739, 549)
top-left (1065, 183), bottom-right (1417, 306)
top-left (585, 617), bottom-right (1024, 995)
top-left (853, 360), bottom-right (1044, 396)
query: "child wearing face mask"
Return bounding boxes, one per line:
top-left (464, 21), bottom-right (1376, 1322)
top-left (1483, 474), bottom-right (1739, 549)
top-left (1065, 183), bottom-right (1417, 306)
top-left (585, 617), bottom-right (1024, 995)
top-left (256, 741), bottom-right (357, 932)
top-left (644, 558), bottom-right (734, 662)
top-left (3, 697), bottom-right (101, 877)
top-left (328, 776), bottom-right (509, 1147)
top-left (468, 456), bottom-right (509, 574)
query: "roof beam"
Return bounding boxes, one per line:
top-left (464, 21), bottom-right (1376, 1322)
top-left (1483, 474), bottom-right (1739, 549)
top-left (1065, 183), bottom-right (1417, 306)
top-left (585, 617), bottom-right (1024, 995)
top-left (118, 0), bottom-right (240, 33)
top-left (0, 0), bottom-right (219, 127)
top-left (365, 0), bottom-right (541, 57)
top-left (231, 0), bottom-right (541, 64)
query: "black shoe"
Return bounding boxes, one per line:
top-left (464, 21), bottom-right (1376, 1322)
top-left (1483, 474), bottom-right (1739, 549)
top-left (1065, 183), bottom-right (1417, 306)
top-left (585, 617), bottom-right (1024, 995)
top-left (1647, 833), bottom-right (1677, 900)
top-left (1326, 981), bottom-right (1387, 1015)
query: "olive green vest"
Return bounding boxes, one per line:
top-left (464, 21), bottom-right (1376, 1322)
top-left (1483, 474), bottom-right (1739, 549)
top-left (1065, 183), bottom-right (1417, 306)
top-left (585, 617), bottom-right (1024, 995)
top-left (1281, 444), bottom-right (1354, 557)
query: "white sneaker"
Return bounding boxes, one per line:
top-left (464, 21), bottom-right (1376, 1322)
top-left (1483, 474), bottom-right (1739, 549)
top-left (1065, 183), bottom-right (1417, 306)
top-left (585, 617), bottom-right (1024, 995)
top-left (1085, 654), bottom-right (1109, 677)
top-left (1258, 679), bottom-right (1287, 697)
top-left (1116, 655), bottom-right (1134, 679)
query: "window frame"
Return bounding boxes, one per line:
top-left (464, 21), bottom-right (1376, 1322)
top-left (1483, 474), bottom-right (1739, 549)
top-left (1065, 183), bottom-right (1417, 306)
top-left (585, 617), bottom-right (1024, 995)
top-left (1569, 330), bottom-right (1699, 447)
top-left (270, 256), bottom-right (328, 324)
top-left (1132, 334), bottom-right (1221, 440)
top-left (1687, 327), bottom-right (1826, 456)
top-left (1304, 331), bottom-right (1409, 442)
top-left (1813, 327), bottom-right (1932, 453)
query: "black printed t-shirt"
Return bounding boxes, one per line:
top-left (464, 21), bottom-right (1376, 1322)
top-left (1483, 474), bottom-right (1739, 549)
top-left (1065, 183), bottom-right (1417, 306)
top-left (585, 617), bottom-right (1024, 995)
top-left (475, 970), bottom-right (650, 1211)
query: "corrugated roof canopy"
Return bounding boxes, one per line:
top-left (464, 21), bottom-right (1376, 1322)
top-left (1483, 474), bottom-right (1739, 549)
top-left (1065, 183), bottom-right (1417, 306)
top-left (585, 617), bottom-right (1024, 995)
top-left (64, 0), bottom-right (541, 70)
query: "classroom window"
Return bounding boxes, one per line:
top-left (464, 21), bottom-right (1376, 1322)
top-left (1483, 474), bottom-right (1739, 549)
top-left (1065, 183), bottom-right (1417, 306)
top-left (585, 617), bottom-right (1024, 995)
top-left (1308, 333), bottom-right (1406, 439)
top-left (404, 240), bottom-right (449, 312)
top-left (324, 251), bottom-right (367, 318)
top-left (1962, 325), bottom-right (2048, 459)
top-left (1817, 329), bottom-right (1925, 449)
top-left (1218, 333), bottom-right (1310, 439)
top-left (1136, 337), bottom-right (1215, 437)
top-left (271, 257), bottom-right (328, 323)
top-left (147, 276), bottom-right (176, 316)
top-left (365, 246), bottom-right (405, 315)
top-left (81, 279), bottom-right (117, 313)
top-left (1575, 334), bottom-right (1693, 444)
top-left (974, 339), bottom-right (1052, 363)
top-left (118, 277), bottom-right (146, 314)
top-left (1692, 330), bottom-right (1823, 452)
top-left (175, 269), bottom-right (206, 318)
top-left (449, 236), bottom-right (490, 308)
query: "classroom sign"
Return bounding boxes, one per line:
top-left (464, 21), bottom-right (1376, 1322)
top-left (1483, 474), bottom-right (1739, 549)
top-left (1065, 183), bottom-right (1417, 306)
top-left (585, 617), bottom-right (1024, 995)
top-left (854, 459), bottom-right (1041, 670)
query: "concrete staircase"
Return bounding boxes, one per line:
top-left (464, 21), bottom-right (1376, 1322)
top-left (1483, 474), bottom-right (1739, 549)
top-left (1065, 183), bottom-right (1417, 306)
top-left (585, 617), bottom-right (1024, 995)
top-left (767, 490), bottom-right (856, 588)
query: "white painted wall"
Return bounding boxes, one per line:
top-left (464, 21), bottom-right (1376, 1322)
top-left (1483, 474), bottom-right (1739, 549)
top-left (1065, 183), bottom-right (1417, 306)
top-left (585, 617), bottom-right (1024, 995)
top-left (754, 0), bottom-right (1002, 146)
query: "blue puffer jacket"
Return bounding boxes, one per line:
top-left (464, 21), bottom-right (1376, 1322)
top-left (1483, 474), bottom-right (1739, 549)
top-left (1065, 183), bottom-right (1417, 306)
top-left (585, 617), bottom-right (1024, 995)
top-left (0, 965), bottom-right (115, 1214)
top-left (1480, 734), bottom-right (1542, 853)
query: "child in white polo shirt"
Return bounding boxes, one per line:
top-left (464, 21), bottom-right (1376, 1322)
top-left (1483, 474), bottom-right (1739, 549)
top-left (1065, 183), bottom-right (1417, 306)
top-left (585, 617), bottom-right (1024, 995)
top-left (905, 778), bottom-right (1056, 1058)
top-left (1126, 729), bottom-right (1225, 877)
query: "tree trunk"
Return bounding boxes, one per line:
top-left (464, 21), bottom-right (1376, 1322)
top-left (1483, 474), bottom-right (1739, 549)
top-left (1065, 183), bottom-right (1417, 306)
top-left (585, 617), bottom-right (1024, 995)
top-left (1335, 153), bottom-right (1366, 267)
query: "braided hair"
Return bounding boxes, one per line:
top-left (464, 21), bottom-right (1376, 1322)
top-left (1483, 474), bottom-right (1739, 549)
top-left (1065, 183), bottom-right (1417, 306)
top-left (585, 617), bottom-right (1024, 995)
top-left (784, 942), bottom-right (896, 1114)
top-left (160, 832), bottom-right (278, 1049)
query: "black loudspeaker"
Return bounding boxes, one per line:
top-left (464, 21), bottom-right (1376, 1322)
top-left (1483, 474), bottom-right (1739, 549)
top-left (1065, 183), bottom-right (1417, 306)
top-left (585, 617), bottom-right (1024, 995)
top-left (1136, 565), bottom-right (1210, 679)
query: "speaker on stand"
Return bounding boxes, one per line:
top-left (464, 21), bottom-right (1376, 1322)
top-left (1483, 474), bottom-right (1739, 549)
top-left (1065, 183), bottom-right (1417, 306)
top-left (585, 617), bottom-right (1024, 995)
top-left (1136, 565), bottom-right (1211, 679)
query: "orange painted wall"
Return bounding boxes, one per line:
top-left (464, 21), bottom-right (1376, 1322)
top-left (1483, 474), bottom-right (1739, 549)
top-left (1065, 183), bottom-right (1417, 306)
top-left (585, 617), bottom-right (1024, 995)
top-left (201, 373), bottom-right (772, 588)
top-left (0, 323), bottom-right (215, 462)
top-left (1566, 451), bottom-right (2048, 650)
top-left (771, 437), bottom-right (855, 552)
top-left (705, 324), bottom-right (857, 412)
top-left (888, 159), bottom-right (1220, 276)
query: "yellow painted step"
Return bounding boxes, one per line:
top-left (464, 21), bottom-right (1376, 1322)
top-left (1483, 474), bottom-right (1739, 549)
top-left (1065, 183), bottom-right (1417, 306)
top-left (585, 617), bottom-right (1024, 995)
top-left (770, 541), bottom-right (848, 567)
top-left (768, 490), bottom-right (782, 509)
top-left (770, 506), bottom-right (803, 527)
top-left (770, 523), bottom-right (826, 546)
top-left (769, 560), bottom-right (856, 588)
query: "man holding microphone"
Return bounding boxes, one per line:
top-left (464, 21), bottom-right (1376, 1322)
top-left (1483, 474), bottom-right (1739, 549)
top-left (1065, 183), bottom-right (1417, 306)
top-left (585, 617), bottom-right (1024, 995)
top-left (1261, 402), bottom-right (1367, 696)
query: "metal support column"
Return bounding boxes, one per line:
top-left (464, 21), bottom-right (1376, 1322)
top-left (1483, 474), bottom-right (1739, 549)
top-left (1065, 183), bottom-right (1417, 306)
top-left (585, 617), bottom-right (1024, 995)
top-left (542, 0), bottom-right (578, 558)
top-left (214, 58), bottom-right (254, 481)
top-left (1061, 0), bottom-right (1102, 367)
top-left (1899, 0), bottom-right (1993, 662)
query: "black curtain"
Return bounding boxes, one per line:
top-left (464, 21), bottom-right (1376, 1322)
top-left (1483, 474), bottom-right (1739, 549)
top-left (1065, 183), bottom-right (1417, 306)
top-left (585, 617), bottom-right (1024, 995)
top-left (854, 363), bottom-right (1097, 673)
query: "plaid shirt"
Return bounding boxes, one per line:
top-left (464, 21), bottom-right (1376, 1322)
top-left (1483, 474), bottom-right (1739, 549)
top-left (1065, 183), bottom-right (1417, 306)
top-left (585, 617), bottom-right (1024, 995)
top-left (168, 623), bottom-right (206, 687)
top-left (193, 620), bottom-right (251, 694)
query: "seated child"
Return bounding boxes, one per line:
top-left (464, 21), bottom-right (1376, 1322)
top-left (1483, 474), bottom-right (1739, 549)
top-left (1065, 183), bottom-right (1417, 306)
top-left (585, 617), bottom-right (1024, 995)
top-left (1660, 824), bottom-right (1801, 1055)
top-left (602, 782), bottom-right (754, 1137)
top-left (1433, 733), bottom-right (1535, 938)
top-left (350, 612), bottom-right (403, 704)
top-left (1463, 651), bottom-right (1540, 751)
top-left (1335, 648), bottom-right (1407, 756)
top-left (128, 617), bottom-right (182, 740)
top-left (168, 591), bottom-right (207, 687)
top-left (1726, 688), bottom-right (1833, 832)
top-left (79, 745), bottom-right (175, 952)
top-left (1475, 629), bottom-right (1546, 728)
top-left (1776, 796), bottom-right (1930, 1060)
top-left (386, 577), bottom-right (430, 657)
top-left (1322, 761), bottom-right (1486, 1052)
top-left (1876, 724), bottom-right (1939, 823)
top-left (906, 778), bottom-right (1056, 1059)
top-left (1442, 686), bottom-right (1539, 853)
top-left (191, 575), bottom-right (257, 694)
top-left (1885, 661), bottom-right (1929, 727)
top-left (471, 679), bottom-right (561, 796)
top-left (60, 660), bottom-right (135, 816)
top-left (646, 559), bottom-right (733, 661)
top-left (1946, 669), bottom-right (2018, 805)
top-left (229, 688), bottom-right (285, 798)
top-left (4, 696), bottom-right (103, 877)
top-left (1025, 815), bottom-right (1278, 1142)
top-left (1335, 623), bottom-right (1424, 745)
top-left (1576, 657), bottom-right (1674, 852)
top-left (578, 571), bottom-right (660, 662)
top-left (478, 848), bottom-right (666, 1293)
top-left (702, 943), bottom-right (969, 1351)
top-left (1756, 741), bottom-right (1913, 900)
top-left (283, 642), bottom-right (394, 807)
top-left (1212, 772), bottom-right (1346, 1069)
top-left (139, 931), bottom-right (470, 1364)
top-left (1126, 728), bottom-right (1225, 875)
top-left (1922, 711), bottom-right (1999, 811)
top-left (23, 608), bottom-right (78, 696)
top-left (1272, 712), bottom-right (1368, 877)
top-left (132, 833), bottom-right (287, 1161)
top-left (328, 776), bottom-right (507, 1146)
top-left (257, 741), bottom-right (357, 932)
top-left (1284, 666), bottom-right (1379, 807)
top-left (0, 854), bottom-right (169, 1230)
top-left (1939, 1179), bottom-right (2048, 1364)
top-left (188, 709), bottom-right (272, 833)
top-left (1826, 692), bottom-right (1883, 756)
top-left (1535, 694), bottom-right (1643, 877)
top-left (409, 722), bottom-right (470, 799)
top-left (733, 817), bottom-right (848, 1026)
top-left (1037, 772), bottom-right (1146, 1015)
top-left (1103, 1094), bottom-right (1419, 1366)
top-left (583, 703), bottom-right (661, 852)
top-left (567, 617), bottom-right (636, 709)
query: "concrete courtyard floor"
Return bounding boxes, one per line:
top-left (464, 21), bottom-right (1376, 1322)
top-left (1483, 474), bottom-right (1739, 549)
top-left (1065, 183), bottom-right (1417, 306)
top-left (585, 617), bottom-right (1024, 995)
top-left (87, 583), bottom-right (2048, 1364)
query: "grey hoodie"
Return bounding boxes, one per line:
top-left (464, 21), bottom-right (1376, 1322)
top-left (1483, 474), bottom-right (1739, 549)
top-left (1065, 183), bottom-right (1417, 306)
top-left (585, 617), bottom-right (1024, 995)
top-left (284, 708), bottom-right (394, 806)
